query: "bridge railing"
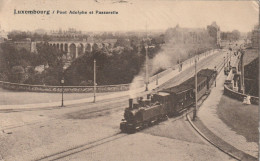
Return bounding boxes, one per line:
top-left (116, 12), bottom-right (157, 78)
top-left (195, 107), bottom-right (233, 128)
top-left (149, 49), bottom-right (216, 83)
top-left (0, 81), bottom-right (130, 93)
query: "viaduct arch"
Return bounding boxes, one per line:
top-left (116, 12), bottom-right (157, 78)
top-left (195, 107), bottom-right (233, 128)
top-left (48, 39), bottom-right (116, 60)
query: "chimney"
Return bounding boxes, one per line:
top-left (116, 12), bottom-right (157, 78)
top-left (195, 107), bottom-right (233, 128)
top-left (129, 98), bottom-right (133, 109)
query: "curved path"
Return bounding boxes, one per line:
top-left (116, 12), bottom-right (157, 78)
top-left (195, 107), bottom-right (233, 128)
top-left (198, 66), bottom-right (258, 158)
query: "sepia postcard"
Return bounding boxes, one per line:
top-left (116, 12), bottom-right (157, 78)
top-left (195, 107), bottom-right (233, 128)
top-left (0, 0), bottom-right (259, 160)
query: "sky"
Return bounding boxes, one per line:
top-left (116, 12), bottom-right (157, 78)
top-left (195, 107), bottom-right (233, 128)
top-left (0, 0), bottom-right (259, 33)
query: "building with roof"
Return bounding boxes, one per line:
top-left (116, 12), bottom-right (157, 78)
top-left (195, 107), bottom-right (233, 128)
top-left (251, 25), bottom-right (259, 49)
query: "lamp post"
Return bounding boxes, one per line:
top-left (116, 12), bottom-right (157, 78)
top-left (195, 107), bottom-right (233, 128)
top-left (93, 59), bottom-right (96, 103)
top-left (226, 52), bottom-right (229, 68)
top-left (193, 56), bottom-right (198, 121)
top-left (156, 74), bottom-right (158, 85)
top-left (145, 45), bottom-right (149, 91)
top-left (229, 49), bottom-right (232, 64)
top-left (239, 47), bottom-right (245, 94)
top-left (214, 66), bottom-right (217, 87)
top-left (61, 77), bottom-right (64, 107)
top-left (224, 57), bottom-right (226, 67)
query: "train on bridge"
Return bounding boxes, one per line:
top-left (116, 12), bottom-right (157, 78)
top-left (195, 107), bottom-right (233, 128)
top-left (120, 68), bottom-right (217, 133)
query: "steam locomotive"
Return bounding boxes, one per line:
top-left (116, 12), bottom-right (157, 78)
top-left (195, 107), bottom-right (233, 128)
top-left (120, 69), bottom-right (217, 133)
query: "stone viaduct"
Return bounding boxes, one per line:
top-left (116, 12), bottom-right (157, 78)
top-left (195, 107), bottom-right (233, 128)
top-left (47, 39), bottom-right (117, 60)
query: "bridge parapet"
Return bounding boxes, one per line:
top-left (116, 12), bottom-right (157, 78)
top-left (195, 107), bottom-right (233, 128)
top-left (224, 85), bottom-right (259, 105)
top-left (0, 81), bottom-right (129, 93)
top-left (223, 53), bottom-right (259, 105)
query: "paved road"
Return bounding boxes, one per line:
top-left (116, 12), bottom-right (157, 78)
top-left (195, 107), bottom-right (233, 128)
top-left (0, 50), bottom-right (232, 161)
top-left (0, 87), bottom-right (109, 105)
top-left (0, 100), bottom-right (234, 161)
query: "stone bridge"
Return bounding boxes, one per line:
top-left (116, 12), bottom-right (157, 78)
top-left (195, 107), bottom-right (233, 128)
top-left (47, 39), bottom-right (117, 60)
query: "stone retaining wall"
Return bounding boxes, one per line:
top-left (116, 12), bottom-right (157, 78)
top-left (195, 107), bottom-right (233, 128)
top-left (223, 54), bottom-right (259, 105)
top-left (0, 81), bottom-right (129, 93)
top-left (224, 85), bottom-right (259, 105)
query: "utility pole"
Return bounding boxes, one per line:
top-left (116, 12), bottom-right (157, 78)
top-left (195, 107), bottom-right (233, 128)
top-left (178, 55), bottom-right (181, 71)
top-left (145, 45), bottom-right (149, 91)
top-left (227, 53), bottom-right (229, 68)
top-left (145, 23), bottom-right (149, 91)
top-left (231, 51), bottom-right (232, 65)
top-left (224, 57), bottom-right (226, 67)
top-left (240, 50), bottom-right (245, 94)
top-left (61, 77), bottom-right (64, 107)
top-left (193, 57), bottom-right (197, 121)
top-left (156, 74), bottom-right (158, 85)
top-left (214, 66), bottom-right (217, 87)
top-left (93, 59), bottom-right (96, 102)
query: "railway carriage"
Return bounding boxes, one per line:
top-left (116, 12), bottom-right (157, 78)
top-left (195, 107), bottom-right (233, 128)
top-left (197, 69), bottom-right (217, 90)
top-left (161, 83), bottom-right (194, 115)
top-left (120, 68), bottom-right (217, 133)
top-left (180, 76), bottom-right (208, 101)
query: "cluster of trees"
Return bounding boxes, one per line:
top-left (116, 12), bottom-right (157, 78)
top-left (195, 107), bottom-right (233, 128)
top-left (0, 42), bottom-right (65, 85)
top-left (0, 43), bottom-right (38, 83)
top-left (221, 30), bottom-right (241, 41)
top-left (0, 33), bottom-right (163, 86)
top-left (64, 35), bottom-right (163, 86)
top-left (2, 25), bottom-right (219, 86)
top-left (7, 31), bottom-right (52, 41)
top-left (162, 24), bottom-right (217, 65)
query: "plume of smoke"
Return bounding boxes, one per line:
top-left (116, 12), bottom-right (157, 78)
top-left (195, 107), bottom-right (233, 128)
top-left (128, 75), bottom-right (144, 98)
top-left (129, 26), bottom-right (215, 98)
top-left (150, 40), bottom-right (191, 75)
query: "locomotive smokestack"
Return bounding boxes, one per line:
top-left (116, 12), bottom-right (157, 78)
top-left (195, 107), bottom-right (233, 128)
top-left (129, 98), bottom-right (133, 109)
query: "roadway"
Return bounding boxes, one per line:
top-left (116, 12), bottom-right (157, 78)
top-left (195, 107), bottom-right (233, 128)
top-left (0, 49), bottom-right (234, 161)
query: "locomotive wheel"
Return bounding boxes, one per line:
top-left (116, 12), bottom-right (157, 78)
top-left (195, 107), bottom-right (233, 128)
top-left (167, 113), bottom-right (174, 118)
top-left (127, 125), bottom-right (136, 134)
top-left (161, 115), bottom-right (168, 121)
top-left (143, 123), bottom-right (149, 128)
top-left (120, 122), bottom-right (127, 133)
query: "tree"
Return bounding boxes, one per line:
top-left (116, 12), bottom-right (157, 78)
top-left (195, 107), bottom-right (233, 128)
top-left (36, 43), bottom-right (65, 67)
top-left (207, 22), bottom-right (219, 44)
top-left (10, 66), bottom-right (25, 83)
top-left (232, 30), bottom-right (240, 40)
top-left (7, 31), bottom-right (29, 41)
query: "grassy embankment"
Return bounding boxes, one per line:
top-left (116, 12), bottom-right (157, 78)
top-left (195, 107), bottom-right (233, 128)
top-left (217, 95), bottom-right (258, 143)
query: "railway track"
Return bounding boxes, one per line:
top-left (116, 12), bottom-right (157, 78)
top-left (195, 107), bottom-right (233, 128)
top-left (33, 104), bottom-right (199, 161)
top-left (1, 86), bottom-right (216, 161)
top-left (0, 89), bottom-right (150, 131)
top-left (185, 62), bottom-right (258, 161)
top-left (35, 132), bottom-right (128, 161)
top-left (0, 98), bottom-right (128, 131)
